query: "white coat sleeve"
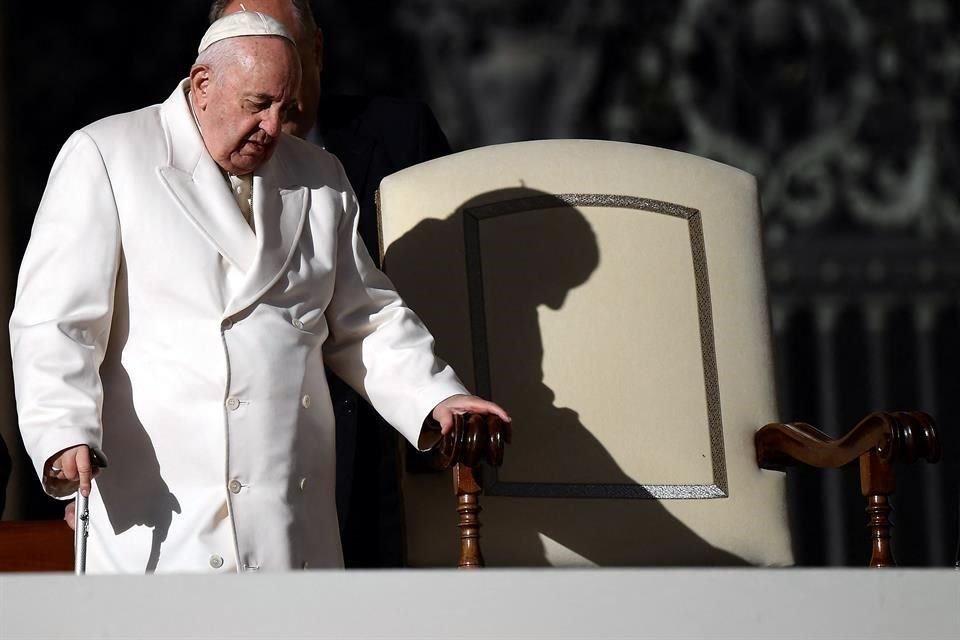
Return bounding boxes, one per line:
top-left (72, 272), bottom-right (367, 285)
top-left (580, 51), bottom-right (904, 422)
top-left (321, 160), bottom-right (468, 450)
top-left (9, 130), bottom-right (121, 497)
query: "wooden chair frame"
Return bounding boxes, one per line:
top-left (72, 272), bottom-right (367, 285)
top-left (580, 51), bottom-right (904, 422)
top-left (429, 410), bottom-right (939, 568)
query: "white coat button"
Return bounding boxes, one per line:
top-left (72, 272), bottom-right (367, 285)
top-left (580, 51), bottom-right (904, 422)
top-left (299, 477), bottom-right (307, 491)
top-left (291, 318), bottom-right (304, 330)
top-left (223, 318), bottom-right (233, 330)
top-left (228, 479), bottom-right (242, 494)
top-left (226, 397), bottom-right (241, 411)
top-left (301, 394), bottom-right (311, 408)
top-left (209, 554), bottom-right (224, 569)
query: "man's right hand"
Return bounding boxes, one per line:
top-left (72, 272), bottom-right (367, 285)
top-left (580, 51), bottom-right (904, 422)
top-left (45, 444), bottom-right (98, 498)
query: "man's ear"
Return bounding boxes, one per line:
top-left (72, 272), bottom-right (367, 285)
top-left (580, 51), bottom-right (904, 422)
top-left (189, 64), bottom-right (212, 109)
top-left (314, 30), bottom-right (324, 73)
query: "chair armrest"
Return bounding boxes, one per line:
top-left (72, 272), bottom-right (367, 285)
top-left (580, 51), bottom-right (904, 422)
top-left (755, 411), bottom-right (940, 471)
top-left (755, 411), bottom-right (941, 567)
top-left (423, 413), bottom-right (512, 471)
top-left (419, 413), bottom-right (511, 568)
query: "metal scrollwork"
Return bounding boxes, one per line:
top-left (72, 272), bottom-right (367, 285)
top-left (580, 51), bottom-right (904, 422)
top-left (394, 0), bottom-right (960, 247)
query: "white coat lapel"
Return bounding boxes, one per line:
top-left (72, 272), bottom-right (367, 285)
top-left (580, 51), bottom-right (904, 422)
top-left (223, 151), bottom-right (308, 318)
top-left (156, 81), bottom-right (257, 273)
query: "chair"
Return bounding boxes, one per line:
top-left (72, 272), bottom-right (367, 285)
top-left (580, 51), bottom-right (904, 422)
top-left (376, 140), bottom-right (940, 567)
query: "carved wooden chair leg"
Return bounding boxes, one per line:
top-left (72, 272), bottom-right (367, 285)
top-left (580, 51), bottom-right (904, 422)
top-left (756, 410), bottom-right (940, 567)
top-left (454, 463), bottom-right (484, 568)
top-left (425, 412), bottom-right (511, 568)
top-left (860, 410), bottom-right (940, 566)
top-left (861, 451), bottom-right (895, 567)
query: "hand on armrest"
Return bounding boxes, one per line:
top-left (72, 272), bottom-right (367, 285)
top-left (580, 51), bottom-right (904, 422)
top-left (422, 396), bottom-right (513, 469)
top-left (431, 394), bottom-right (511, 435)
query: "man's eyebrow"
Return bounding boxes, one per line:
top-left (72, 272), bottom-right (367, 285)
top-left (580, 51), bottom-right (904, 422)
top-left (243, 92), bottom-right (297, 109)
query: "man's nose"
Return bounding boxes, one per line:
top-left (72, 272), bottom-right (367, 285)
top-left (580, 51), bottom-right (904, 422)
top-left (260, 109), bottom-right (282, 137)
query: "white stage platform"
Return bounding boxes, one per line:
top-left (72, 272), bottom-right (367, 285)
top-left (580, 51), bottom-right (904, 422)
top-left (1, 569), bottom-right (958, 639)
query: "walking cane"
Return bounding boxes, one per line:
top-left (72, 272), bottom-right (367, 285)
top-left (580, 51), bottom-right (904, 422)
top-left (74, 452), bottom-right (106, 575)
top-left (74, 492), bottom-right (90, 575)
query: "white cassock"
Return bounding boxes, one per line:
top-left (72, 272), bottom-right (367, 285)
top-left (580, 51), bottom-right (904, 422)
top-left (9, 80), bottom-right (466, 573)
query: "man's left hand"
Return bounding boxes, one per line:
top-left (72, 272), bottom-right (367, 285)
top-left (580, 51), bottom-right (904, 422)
top-left (431, 394), bottom-right (511, 435)
top-left (64, 501), bottom-right (76, 531)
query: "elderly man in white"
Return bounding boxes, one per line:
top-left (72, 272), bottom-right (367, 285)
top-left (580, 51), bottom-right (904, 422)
top-left (10, 12), bottom-right (508, 573)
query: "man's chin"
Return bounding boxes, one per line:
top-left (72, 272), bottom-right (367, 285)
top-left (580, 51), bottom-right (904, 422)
top-left (230, 147), bottom-right (274, 174)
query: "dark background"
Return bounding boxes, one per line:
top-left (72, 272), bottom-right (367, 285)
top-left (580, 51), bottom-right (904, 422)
top-left (1, 0), bottom-right (957, 567)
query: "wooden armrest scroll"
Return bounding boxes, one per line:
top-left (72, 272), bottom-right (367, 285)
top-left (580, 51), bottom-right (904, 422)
top-left (755, 411), bottom-right (941, 567)
top-left (422, 413), bottom-right (512, 568)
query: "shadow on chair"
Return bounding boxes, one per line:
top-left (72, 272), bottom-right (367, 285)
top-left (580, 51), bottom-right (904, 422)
top-left (378, 140), bottom-right (941, 568)
top-left (388, 187), bottom-right (747, 566)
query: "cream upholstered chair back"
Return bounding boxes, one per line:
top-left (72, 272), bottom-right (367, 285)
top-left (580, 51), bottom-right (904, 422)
top-left (378, 140), bottom-right (793, 566)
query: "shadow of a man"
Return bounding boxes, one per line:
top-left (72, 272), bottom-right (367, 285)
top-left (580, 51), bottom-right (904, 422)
top-left (386, 187), bottom-right (747, 566)
top-left (96, 264), bottom-right (181, 572)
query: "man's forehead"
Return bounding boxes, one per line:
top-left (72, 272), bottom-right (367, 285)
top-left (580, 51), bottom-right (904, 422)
top-left (199, 10), bottom-right (295, 54)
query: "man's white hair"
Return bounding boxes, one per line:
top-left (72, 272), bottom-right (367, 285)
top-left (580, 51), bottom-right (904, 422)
top-left (194, 38), bottom-right (241, 79)
top-left (194, 35), bottom-right (300, 82)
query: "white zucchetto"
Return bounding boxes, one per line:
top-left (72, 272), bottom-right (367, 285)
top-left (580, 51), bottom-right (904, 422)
top-left (198, 11), bottom-right (295, 54)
